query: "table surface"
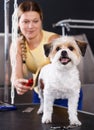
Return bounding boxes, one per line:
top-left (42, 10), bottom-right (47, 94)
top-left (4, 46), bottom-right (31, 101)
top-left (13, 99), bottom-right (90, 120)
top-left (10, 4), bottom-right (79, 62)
top-left (0, 104), bottom-right (94, 130)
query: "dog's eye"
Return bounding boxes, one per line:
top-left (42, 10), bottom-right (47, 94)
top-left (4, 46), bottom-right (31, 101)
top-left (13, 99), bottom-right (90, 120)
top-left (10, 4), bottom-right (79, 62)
top-left (68, 46), bottom-right (74, 51)
top-left (56, 47), bottom-right (61, 51)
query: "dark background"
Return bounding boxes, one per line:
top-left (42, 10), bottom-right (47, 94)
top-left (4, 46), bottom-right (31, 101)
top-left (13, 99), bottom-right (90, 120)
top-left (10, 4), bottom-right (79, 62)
top-left (0, 0), bottom-right (94, 53)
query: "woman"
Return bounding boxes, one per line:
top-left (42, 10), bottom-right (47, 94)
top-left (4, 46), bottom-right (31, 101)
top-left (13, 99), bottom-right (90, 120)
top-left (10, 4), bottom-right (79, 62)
top-left (10, 0), bottom-right (83, 110)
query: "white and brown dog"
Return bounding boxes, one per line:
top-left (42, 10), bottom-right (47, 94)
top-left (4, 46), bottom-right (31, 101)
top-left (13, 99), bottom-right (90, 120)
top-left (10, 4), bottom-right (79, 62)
top-left (37, 36), bottom-right (87, 126)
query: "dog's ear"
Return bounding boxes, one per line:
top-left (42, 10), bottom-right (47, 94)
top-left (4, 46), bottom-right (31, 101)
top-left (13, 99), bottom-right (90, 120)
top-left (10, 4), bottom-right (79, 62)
top-left (44, 43), bottom-right (52, 57)
top-left (76, 40), bottom-right (87, 56)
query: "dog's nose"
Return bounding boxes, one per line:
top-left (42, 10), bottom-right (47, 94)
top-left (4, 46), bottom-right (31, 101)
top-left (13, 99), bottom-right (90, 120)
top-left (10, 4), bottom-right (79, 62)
top-left (61, 50), bottom-right (67, 57)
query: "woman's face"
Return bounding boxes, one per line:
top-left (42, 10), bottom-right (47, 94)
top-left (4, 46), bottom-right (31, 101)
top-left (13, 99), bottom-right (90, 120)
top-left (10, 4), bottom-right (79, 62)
top-left (18, 11), bottom-right (42, 40)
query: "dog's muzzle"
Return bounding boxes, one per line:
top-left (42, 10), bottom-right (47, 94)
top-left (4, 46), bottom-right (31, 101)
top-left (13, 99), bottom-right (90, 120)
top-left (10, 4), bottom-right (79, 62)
top-left (59, 50), bottom-right (71, 65)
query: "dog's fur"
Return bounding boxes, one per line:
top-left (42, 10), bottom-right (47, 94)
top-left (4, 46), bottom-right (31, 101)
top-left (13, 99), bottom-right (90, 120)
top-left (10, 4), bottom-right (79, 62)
top-left (37, 36), bottom-right (87, 126)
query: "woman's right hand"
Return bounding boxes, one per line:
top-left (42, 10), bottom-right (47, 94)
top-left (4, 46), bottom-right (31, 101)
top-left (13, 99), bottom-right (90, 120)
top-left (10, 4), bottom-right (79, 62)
top-left (14, 78), bottom-right (32, 95)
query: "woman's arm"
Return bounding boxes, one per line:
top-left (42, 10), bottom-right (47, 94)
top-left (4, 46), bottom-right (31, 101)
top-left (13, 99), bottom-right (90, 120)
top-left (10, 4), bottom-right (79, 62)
top-left (10, 39), bottom-right (31, 95)
top-left (10, 40), bottom-right (23, 81)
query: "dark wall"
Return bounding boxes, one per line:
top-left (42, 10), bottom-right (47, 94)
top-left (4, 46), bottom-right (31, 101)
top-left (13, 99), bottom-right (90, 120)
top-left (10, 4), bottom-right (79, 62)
top-left (1, 0), bottom-right (94, 53)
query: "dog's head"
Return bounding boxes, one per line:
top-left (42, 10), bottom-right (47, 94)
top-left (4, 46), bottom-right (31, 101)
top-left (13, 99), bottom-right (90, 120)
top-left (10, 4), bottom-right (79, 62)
top-left (44, 36), bottom-right (87, 68)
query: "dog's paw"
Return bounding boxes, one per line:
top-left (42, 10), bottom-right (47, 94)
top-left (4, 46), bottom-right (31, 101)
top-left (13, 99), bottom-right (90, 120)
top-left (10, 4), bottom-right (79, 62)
top-left (70, 119), bottom-right (81, 126)
top-left (42, 114), bottom-right (52, 124)
top-left (37, 108), bottom-right (43, 114)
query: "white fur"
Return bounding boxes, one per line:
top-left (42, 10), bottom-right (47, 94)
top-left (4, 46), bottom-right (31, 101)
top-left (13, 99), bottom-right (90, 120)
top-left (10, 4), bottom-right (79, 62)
top-left (37, 36), bottom-right (82, 126)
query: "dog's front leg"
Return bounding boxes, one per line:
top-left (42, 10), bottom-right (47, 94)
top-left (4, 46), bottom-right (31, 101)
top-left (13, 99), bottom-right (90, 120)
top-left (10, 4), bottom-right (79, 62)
top-left (68, 94), bottom-right (81, 126)
top-left (42, 91), bottom-right (54, 123)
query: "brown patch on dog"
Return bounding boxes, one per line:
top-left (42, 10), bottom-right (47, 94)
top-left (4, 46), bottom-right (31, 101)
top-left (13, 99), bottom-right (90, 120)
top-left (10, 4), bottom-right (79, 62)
top-left (76, 40), bottom-right (87, 56)
top-left (40, 79), bottom-right (44, 90)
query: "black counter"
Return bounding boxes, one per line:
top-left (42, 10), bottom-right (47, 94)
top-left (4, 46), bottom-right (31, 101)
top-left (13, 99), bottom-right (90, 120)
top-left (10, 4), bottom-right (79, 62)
top-left (0, 104), bottom-right (94, 130)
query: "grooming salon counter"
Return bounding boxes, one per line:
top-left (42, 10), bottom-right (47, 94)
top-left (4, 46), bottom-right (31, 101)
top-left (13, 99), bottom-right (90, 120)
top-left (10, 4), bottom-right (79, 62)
top-left (0, 104), bottom-right (94, 130)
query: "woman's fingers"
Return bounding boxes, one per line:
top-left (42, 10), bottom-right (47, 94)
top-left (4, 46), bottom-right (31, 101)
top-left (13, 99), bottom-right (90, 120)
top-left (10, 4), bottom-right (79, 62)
top-left (16, 87), bottom-right (28, 95)
top-left (14, 78), bottom-right (31, 95)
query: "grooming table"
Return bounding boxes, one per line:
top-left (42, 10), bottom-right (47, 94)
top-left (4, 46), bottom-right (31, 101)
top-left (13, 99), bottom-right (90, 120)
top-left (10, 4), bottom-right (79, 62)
top-left (0, 104), bottom-right (94, 130)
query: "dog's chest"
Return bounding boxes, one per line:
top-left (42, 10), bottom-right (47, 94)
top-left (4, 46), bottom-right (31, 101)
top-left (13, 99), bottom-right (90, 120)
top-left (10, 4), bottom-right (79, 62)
top-left (50, 71), bottom-right (79, 89)
top-left (40, 64), bottom-right (80, 90)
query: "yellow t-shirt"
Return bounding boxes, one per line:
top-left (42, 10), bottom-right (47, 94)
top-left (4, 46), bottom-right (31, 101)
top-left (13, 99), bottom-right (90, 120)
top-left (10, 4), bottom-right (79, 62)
top-left (25, 30), bottom-right (56, 73)
top-left (25, 30), bottom-right (57, 88)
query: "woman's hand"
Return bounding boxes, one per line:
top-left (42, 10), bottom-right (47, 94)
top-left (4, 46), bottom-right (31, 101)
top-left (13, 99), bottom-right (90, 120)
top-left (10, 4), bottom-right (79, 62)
top-left (14, 78), bottom-right (33, 95)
